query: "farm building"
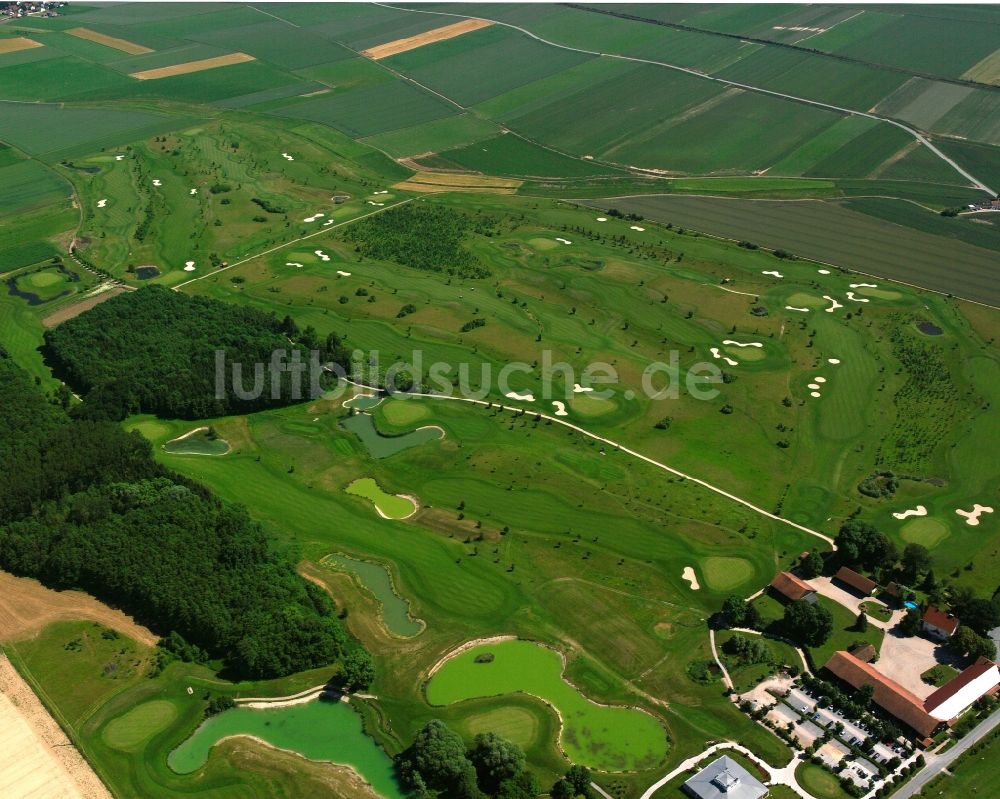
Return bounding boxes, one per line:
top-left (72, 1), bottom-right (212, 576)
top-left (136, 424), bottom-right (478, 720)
top-left (924, 658), bottom-right (1000, 722)
top-left (922, 607), bottom-right (960, 640)
top-left (769, 571), bottom-right (817, 603)
top-left (824, 651), bottom-right (940, 740)
top-left (683, 756), bottom-right (768, 799)
top-left (834, 566), bottom-right (876, 596)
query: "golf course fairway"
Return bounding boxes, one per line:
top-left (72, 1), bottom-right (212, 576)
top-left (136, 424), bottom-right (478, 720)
top-left (426, 640), bottom-right (667, 772)
top-left (345, 478), bottom-right (417, 519)
top-left (167, 698), bottom-right (406, 798)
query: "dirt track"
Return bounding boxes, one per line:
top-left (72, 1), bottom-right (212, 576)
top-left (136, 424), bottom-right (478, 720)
top-left (361, 18), bottom-right (492, 59)
top-left (0, 571), bottom-right (157, 646)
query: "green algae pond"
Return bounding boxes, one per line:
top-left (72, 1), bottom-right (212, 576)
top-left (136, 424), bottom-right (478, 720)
top-left (163, 427), bottom-right (230, 456)
top-left (343, 393), bottom-right (385, 411)
top-left (322, 554), bottom-right (423, 637)
top-left (341, 413), bottom-right (442, 459)
top-left (426, 639), bottom-right (667, 772)
top-left (345, 477), bottom-right (417, 520)
top-left (168, 697), bottom-right (406, 798)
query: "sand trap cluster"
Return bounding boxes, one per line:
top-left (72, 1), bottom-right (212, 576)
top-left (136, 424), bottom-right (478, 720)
top-left (710, 347), bottom-right (738, 367)
top-left (723, 340), bottom-right (762, 348)
top-left (303, 213), bottom-right (325, 223)
top-left (822, 295), bottom-right (842, 313)
top-left (314, 250), bottom-right (330, 262)
top-left (682, 566), bottom-right (700, 590)
top-left (552, 400), bottom-right (568, 417)
top-left (282, 153), bottom-right (294, 161)
top-left (845, 291), bottom-right (870, 303)
top-left (336, 270), bottom-right (351, 277)
top-left (152, 179), bottom-right (162, 186)
top-left (573, 384), bottom-right (593, 393)
top-left (286, 262), bottom-right (304, 268)
top-left (808, 375), bottom-right (827, 399)
top-left (555, 237), bottom-right (572, 245)
top-left (184, 261), bottom-right (195, 272)
top-left (96, 198), bottom-right (107, 208)
top-left (956, 504), bottom-right (994, 526)
top-left (596, 217), bottom-right (607, 222)
top-left (893, 505), bottom-right (928, 520)
top-left (630, 225), bottom-right (645, 231)
top-left (786, 306), bottom-right (809, 313)
top-left (504, 390), bottom-right (535, 402)
top-left (762, 270), bottom-right (783, 278)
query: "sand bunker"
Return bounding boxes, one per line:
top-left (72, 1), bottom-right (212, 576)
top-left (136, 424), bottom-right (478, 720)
top-left (115, 154), bottom-right (125, 161)
top-left (817, 269), bottom-right (831, 275)
top-left (552, 400), bottom-right (568, 417)
top-left (596, 217), bottom-right (607, 222)
top-left (893, 505), bottom-right (928, 520)
top-left (710, 347), bottom-right (738, 366)
top-left (810, 391), bottom-right (821, 398)
top-left (286, 262), bottom-right (303, 268)
top-left (282, 153), bottom-right (294, 161)
top-left (723, 340), bottom-right (762, 348)
top-left (956, 504), bottom-right (994, 526)
top-left (152, 179), bottom-right (162, 187)
top-left (373, 190), bottom-right (388, 195)
top-left (814, 376), bottom-right (826, 383)
top-left (682, 566), bottom-right (700, 590)
top-left (323, 219), bottom-right (335, 226)
top-left (555, 237), bottom-right (572, 244)
top-left (630, 225), bottom-right (645, 231)
top-left (822, 295), bottom-right (842, 313)
top-left (367, 201), bottom-right (385, 206)
top-left (97, 199), bottom-right (107, 208)
top-left (337, 270), bottom-right (351, 276)
top-left (846, 291), bottom-right (870, 303)
top-left (850, 283), bottom-right (877, 288)
top-left (303, 213), bottom-right (325, 223)
top-left (183, 262), bottom-right (196, 272)
top-left (504, 391), bottom-right (535, 402)
top-left (573, 384), bottom-right (593, 393)
top-left (314, 250), bottom-right (330, 262)
top-left (762, 270), bottom-right (783, 278)
top-left (808, 383), bottom-right (820, 390)
top-left (189, 188), bottom-right (198, 195)
top-left (786, 306), bottom-right (809, 313)
top-left (827, 358), bottom-right (841, 365)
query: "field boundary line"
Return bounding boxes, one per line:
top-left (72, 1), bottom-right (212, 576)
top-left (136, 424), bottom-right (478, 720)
top-left (344, 381), bottom-right (835, 548)
top-left (372, 2), bottom-right (994, 195)
top-left (247, 5), bottom-right (300, 27)
top-left (173, 198), bottom-right (412, 290)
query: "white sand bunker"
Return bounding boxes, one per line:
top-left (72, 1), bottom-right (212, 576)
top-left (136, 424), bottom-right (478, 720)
top-left (184, 261), bottom-right (195, 272)
top-left (956, 505), bottom-right (994, 526)
top-left (504, 391), bottom-right (535, 402)
top-left (282, 153), bottom-right (294, 161)
top-left (723, 340), bottom-right (763, 348)
top-left (367, 201), bottom-right (385, 206)
top-left (190, 188), bottom-right (198, 195)
top-left (596, 217), bottom-right (607, 222)
top-left (817, 269), bottom-right (830, 275)
top-left (846, 291), bottom-right (870, 303)
top-left (810, 391), bottom-right (821, 398)
top-left (682, 566), bottom-right (700, 590)
top-left (786, 306), bottom-right (809, 313)
top-left (573, 383), bottom-right (593, 393)
top-left (303, 213), bottom-right (325, 223)
top-left (336, 270), bottom-right (351, 277)
top-left (555, 237), bottom-right (572, 245)
top-left (286, 262), bottom-right (304, 268)
top-left (814, 376), bottom-right (826, 383)
top-left (823, 295), bottom-right (842, 313)
top-left (115, 154), bottom-right (125, 161)
top-left (314, 250), bottom-right (330, 262)
top-left (762, 270), bottom-right (783, 278)
top-left (152, 179), bottom-right (162, 186)
top-left (323, 219), bottom-right (335, 226)
top-left (630, 225), bottom-right (645, 231)
top-left (710, 347), bottom-right (738, 367)
top-left (827, 358), bottom-right (841, 365)
top-left (552, 400), bottom-right (568, 417)
top-left (850, 283), bottom-right (877, 288)
top-left (893, 505), bottom-right (927, 520)
top-left (373, 190), bottom-right (388, 195)
top-left (96, 198), bottom-right (107, 208)
top-left (808, 383), bottom-right (820, 390)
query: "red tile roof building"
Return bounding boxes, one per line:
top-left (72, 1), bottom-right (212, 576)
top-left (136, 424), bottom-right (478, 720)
top-left (922, 607), bottom-right (960, 640)
top-left (834, 566), bottom-right (877, 596)
top-left (925, 658), bottom-right (1000, 722)
top-left (769, 571), bottom-right (817, 603)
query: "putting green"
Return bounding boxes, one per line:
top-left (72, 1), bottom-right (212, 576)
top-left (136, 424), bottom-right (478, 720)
top-left (901, 517), bottom-right (950, 548)
top-left (786, 292), bottom-right (826, 308)
top-left (25, 270), bottom-right (63, 288)
top-left (163, 428), bottom-right (230, 456)
top-left (703, 557), bottom-right (755, 590)
top-left (527, 237), bottom-right (559, 251)
top-left (285, 251), bottom-right (319, 263)
top-left (462, 706), bottom-right (540, 749)
top-left (724, 345), bottom-right (765, 362)
top-left (345, 478), bottom-right (416, 519)
top-left (380, 398), bottom-right (430, 426)
top-left (168, 699), bottom-right (406, 798)
top-left (129, 419), bottom-right (170, 441)
top-left (856, 286), bottom-right (901, 300)
top-left (569, 394), bottom-right (616, 417)
top-left (426, 639), bottom-right (667, 772)
top-left (103, 700), bottom-right (177, 751)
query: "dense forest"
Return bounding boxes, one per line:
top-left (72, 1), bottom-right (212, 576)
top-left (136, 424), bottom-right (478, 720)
top-left (43, 286), bottom-right (350, 420)
top-left (342, 203), bottom-right (497, 278)
top-left (0, 351), bottom-right (351, 678)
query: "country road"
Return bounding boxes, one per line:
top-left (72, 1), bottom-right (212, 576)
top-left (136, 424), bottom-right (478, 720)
top-left (373, 2), bottom-right (995, 195)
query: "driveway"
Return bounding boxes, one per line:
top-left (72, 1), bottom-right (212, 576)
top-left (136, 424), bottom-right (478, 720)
top-left (810, 577), bottom-right (898, 629)
top-left (874, 629), bottom-right (947, 699)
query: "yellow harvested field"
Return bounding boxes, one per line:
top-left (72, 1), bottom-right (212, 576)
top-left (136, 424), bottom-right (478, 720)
top-left (962, 46), bottom-right (1000, 84)
top-left (394, 170), bottom-right (522, 195)
top-left (0, 37), bottom-right (43, 55)
top-left (66, 27), bottom-right (152, 55)
top-left (361, 18), bottom-right (493, 60)
top-left (130, 52), bottom-right (254, 80)
top-left (0, 570), bottom-right (156, 646)
top-left (0, 657), bottom-right (113, 799)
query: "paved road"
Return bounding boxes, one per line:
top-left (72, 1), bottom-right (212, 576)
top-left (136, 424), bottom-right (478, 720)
top-left (374, 3), bottom-right (994, 195)
top-left (892, 707), bottom-right (1000, 798)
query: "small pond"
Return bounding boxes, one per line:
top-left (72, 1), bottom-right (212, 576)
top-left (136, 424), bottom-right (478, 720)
top-left (341, 413), bottom-right (442, 459)
top-left (322, 554), bottom-right (423, 637)
top-left (916, 320), bottom-right (943, 336)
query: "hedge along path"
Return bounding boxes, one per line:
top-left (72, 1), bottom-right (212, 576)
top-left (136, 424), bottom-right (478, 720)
top-left (66, 27), bottom-right (152, 55)
top-left (343, 382), bottom-right (836, 549)
top-left (371, 2), bottom-right (995, 195)
top-left (0, 37), bottom-right (43, 55)
top-left (130, 52), bottom-right (254, 80)
top-left (361, 18), bottom-right (493, 60)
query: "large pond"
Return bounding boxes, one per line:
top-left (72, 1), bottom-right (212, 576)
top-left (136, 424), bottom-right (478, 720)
top-left (427, 639), bottom-right (667, 772)
top-left (341, 413), bottom-right (442, 458)
top-left (322, 554), bottom-right (423, 637)
top-left (168, 696), bottom-right (406, 798)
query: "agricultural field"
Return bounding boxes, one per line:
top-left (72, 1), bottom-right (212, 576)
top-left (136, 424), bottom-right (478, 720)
top-left (3, 6), bottom-right (1000, 799)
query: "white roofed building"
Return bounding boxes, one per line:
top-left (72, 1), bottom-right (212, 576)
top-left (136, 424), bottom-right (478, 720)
top-left (924, 658), bottom-right (1000, 722)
